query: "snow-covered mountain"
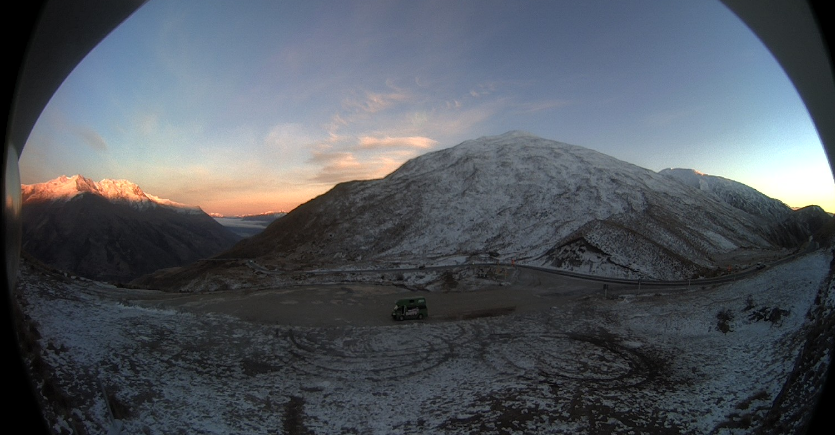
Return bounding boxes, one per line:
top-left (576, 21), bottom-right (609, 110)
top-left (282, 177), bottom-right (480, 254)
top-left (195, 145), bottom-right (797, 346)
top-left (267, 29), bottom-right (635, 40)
top-left (21, 175), bottom-right (241, 282)
top-left (21, 174), bottom-right (203, 213)
top-left (204, 131), bottom-right (827, 282)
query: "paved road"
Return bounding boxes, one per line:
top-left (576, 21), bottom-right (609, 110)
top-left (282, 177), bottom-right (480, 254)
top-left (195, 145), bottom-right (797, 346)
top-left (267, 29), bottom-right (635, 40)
top-left (245, 255), bottom-right (781, 289)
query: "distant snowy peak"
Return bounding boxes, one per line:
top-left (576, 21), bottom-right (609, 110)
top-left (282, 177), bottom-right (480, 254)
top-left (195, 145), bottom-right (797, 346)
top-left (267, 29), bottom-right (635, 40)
top-left (213, 211), bottom-right (287, 219)
top-left (22, 174), bottom-right (203, 214)
top-left (659, 168), bottom-right (791, 221)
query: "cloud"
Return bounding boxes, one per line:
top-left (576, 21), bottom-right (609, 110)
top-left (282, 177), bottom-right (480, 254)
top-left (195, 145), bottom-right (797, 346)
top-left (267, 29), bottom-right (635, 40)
top-left (427, 98), bottom-right (508, 138)
top-left (326, 114), bottom-right (349, 132)
top-left (309, 152), bottom-right (382, 184)
top-left (357, 135), bottom-right (437, 150)
top-left (514, 99), bottom-right (572, 113)
top-left (342, 80), bottom-right (414, 116)
top-left (446, 100), bottom-right (462, 109)
top-left (75, 127), bottom-right (108, 151)
top-left (468, 82), bottom-right (498, 98)
top-left (307, 135), bottom-right (423, 184)
top-left (309, 149), bottom-right (353, 164)
top-left (263, 123), bottom-right (333, 165)
top-left (326, 85), bottom-right (416, 136)
top-left (344, 90), bottom-right (411, 114)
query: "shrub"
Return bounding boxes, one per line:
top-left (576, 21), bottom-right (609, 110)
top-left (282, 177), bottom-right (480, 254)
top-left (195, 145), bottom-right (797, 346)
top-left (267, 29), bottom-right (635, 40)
top-left (717, 309), bottom-right (734, 333)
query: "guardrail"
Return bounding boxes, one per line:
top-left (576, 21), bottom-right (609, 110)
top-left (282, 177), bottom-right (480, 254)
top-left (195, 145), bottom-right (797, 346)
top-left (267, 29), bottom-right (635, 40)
top-left (243, 257), bottom-right (786, 287)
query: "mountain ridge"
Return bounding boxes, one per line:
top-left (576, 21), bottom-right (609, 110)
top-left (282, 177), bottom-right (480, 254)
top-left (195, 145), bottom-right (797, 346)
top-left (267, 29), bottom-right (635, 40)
top-left (194, 132), bottom-right (828, 288)
top-left (21, 175), bottom-right (240, 282)
top-left (22, 174), bottom-right (203, 214)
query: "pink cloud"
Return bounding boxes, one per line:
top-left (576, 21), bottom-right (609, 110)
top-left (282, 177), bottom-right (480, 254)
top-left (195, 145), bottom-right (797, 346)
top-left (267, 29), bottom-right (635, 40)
top-left (310, 152), bottom-right (383, 183)
top-left (357, 135), bottom-right (437, 150)
top-left (344, 89), bottom-right (411, 114)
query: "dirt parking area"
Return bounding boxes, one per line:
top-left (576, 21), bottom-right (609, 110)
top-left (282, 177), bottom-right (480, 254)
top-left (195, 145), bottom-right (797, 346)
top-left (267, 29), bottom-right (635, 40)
top-left (129, 268), bottom-right (624, 327)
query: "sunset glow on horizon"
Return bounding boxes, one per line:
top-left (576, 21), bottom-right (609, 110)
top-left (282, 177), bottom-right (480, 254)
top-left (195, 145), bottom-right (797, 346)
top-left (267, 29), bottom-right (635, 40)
top-left (19, 0), bottom-right (835, 216)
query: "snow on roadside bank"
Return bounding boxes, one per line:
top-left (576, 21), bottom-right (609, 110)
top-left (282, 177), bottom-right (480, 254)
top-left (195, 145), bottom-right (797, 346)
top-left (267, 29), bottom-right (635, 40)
top-left (604, 250), bottom-right (833, 433)
top-left (14, 250), bottom-right (834, 434)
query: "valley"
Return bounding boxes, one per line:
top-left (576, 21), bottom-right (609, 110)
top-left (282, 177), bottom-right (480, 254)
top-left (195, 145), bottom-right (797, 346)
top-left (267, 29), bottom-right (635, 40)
top-left (15, 132), bottom-right (834, 433)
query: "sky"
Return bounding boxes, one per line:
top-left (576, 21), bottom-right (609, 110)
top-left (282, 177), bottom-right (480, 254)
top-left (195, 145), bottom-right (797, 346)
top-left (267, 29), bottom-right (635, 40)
top-left (19, 0), bottom-right (835, 216)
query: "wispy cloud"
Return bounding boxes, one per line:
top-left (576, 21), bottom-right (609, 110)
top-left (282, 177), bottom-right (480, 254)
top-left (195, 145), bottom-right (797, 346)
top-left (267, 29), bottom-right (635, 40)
top-left (262, 123), bottom-right (332, 166)
top-left (75, 127), bottom-right (108, 151)
top-left (326, 114), bottom-right (349, 131)
top-left (468, 82), bottom-right (498, 98)
top-left (514, 99), bottom-right (572, 114)
top-left (309, 152), bottom-right (384, 184)
top-left (307, 133), bottom-right (431, 184)
top-left (309, 149), bottom-right (353, 164)
top-left (357, 135), bottom-right (437, 150)
top-left (428, 98), bottom-right (508, 138)
top-left (445, 100), bottom-right (462, 109)
top-left (344, 89), bottom-right (411, 114)
top-left (338, 79), bottom-right (416, 120)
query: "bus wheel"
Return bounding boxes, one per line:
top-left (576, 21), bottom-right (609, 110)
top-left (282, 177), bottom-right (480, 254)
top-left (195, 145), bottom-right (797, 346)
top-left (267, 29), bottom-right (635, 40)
top-left (397, 315), bottom-right (404, 321)
top-left (418, 314), bottom-right (424, 320)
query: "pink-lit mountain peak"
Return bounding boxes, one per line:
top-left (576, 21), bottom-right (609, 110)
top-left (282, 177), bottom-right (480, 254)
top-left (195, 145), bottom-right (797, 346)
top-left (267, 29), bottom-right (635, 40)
top-left (22, 174), bottom-right (201, 213)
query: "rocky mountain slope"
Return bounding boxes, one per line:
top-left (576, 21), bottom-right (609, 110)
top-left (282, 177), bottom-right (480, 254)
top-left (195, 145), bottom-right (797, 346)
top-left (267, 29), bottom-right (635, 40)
top-left (207, 131), bottom-right (826, 283)
top-left (21, 175), bottom-right (241, 282)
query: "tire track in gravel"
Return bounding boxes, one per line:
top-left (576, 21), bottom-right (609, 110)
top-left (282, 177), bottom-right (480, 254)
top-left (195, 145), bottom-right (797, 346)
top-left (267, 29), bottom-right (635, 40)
top-left (483, 332), bottom-right (657, 389)
top-left (279, 323), bottom-right (479, 381)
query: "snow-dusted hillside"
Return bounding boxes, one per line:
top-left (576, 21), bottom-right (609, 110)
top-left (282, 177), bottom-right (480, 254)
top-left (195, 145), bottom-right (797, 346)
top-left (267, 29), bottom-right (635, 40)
top-left (15, 249), bottom-right (835, 434)
top-left (659, 168), bottom-right (791, 221)
top-left (220, 131), bottom-right (820, 282)
top-left (660, 168), bottom-right (832, 248)
top-left (22, 174), bottom-right (203, 214)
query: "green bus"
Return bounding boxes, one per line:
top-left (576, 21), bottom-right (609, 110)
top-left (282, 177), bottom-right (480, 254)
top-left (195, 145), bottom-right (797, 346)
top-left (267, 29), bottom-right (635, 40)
top-left (391, 297), bottom-right (428, 321)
